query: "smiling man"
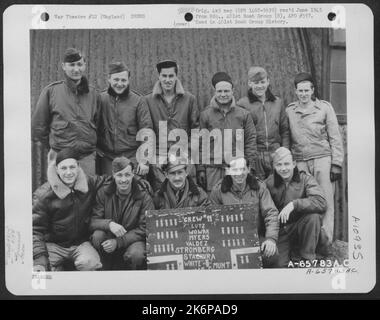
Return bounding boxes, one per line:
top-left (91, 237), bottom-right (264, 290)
top-left (97, 61), bottom-right (153, 176)
top-left (89, 157), bottom-right (154, 270)
top-left (33, 148), bottom-right (105, 272)
top-left (286, 72), bottom-right (343, 255)
top-left (265, 147), bottom-right (327, 266)
top-left (237, 66), bottom-right (289, 179)
top-left (153, 153), bottom-right (209, 209)
top-left (198, 72), bottom-right (257, 193)
top-left (144, 60), bottom-right (200, 191)
top-left (210, 157), bottom-right (280, 268)
top-left (32, 47), bottom-right (100, 175)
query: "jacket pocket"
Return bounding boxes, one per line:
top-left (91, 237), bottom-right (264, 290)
top-left (75, 120), bottom-right (97, 145)
top-left (51, 120), bottom-right (72, 147)
top-left (127, 126), bottom-right (138, 135)
top-left (52, 120), bottom-right (69, 130)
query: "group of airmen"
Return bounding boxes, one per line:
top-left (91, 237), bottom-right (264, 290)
top-left (32, 47), bottom-right (344, 271)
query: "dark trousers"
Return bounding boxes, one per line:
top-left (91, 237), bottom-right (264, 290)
top-left (263, 213), bottom-right (322, 268)
top-left (91, 230), bottom-right (146, 270)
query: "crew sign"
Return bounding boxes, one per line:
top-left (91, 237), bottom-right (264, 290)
top-left (146, 203), bottom-right (262, 270)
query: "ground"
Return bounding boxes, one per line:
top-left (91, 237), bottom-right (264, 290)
top-left (318, 240), bottom-right (348, 264)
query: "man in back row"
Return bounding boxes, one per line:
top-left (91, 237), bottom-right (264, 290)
top-left (198, 72), bottom-right (257, 193)
top-left (144, 60), bottom-right (200, 191)
top-left (97, 61), bottom-right (153, 176)
top-left (237, 66), bottom-right (289, 180)
top-left (287, 72), bottom-right (343, 254)
top-left (32, 48), bottom-right (100, 175)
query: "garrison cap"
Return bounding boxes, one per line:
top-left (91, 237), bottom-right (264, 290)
top-left (63, 48), bottom-right (83, 63)
top-left (271, 147), bottom-right (292, 164)
top-left (112, 157), bottom-right (133, 174)
top-left (162, 153), bottom-right (188, 173)
top-left (248, 66), bottom-right (268, 81)
top-left (108, 61), bottom-right (129, 75)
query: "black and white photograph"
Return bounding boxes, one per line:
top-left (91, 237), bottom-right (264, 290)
top-left (3, 4), bottom-right (375, 295)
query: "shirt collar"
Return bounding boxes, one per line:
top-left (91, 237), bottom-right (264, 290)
top-left (152, 79), bottom-right (185, 97)
top-left (210, 96), bottom-right (237, 112)
top-left (294, 99), bottom-right (322, 113)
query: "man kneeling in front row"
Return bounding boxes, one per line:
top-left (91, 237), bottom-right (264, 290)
top-left (33, 148), bottom-right (105, 271)
top-left (209, 157), bottom-right (280, 268)
top-left (90, 157), bottom-right (154, 270)
top-left (265, 147), bottom-right (327, 267)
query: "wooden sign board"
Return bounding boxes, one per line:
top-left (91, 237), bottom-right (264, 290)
top-left (146, 203), bottom-right (262, 270)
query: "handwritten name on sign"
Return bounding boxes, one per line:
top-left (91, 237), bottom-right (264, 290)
top-left (146, 203), bottom-right (262, 270)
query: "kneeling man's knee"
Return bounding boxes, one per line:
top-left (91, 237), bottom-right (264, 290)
top-left (123, 241), bottom-right (146, 270)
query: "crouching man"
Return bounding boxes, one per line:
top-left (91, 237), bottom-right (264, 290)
top-left (265, 147), bottom-right (327, 267)
top-left (33, 148), bottom-right (105, 271)
top-left (90, 157), bottom-right (154, 270)
top-left (209, 157), bottom-right (280, 268)
top-left (153, 153), bottom-right (210, 209)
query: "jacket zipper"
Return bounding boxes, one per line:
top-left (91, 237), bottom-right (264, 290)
top-left (113, 97), bottom-right (118, 154)
top-left (71, 190), bottom-right (78, 245)
top-left (263, 103), bottom-right (269, 151)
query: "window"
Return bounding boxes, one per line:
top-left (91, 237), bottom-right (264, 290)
top-left (329, 29), bottom-right (346, 123)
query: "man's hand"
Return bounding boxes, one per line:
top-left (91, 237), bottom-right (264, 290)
top-left (136, 162), bottom-right (149, 176)
top-left (109, 221), bottom-right (127, 237)
top-left (261, 239), bottom-right (277, 258)
top-left (101, 239), bottom-right (118, 253)
top-left (330, 164), bottom-right (342, 182)
top-left (90, 230), bottom-right (107, 250)
top-left (278, 202), bottom-right (294, 224)
top-left (197, 171), bottom-right (207, 190)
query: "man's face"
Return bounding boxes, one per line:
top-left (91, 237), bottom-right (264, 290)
top-left (166, 166), bottom-right (187, 190)
top-left (159, 67), bottom-right (177, 92)
top-left (113, 165), bottom-right (134, 194)
top-left (227, 158), bottom-right (249, 186)
top-left (274, 154), bottom-right (296, 182)
top-left (61, 58), bottom-right (86, 81)
top-left (56, 158), bottom-right (79, 186)
top-left (108, 71), bottom-right (129, 94)
top-left (295, 81), bottom-right (314, 105)
top-left (215, 81), bottom-right (234, 105)
top-left (248, 77), bottom-right (270, 98)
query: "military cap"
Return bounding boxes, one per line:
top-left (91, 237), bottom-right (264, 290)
top-left (63, 48), bottom-right (83, 63)
top-left (248, 66), bottom-right (268, 81)
top-left (156, 60), bottom-right (178, 73)
top-left (108, 61), bottom-right (129, 75)
top-left (271, 147), bottom-right (292, 164)
top-left (162, 153), bottom-right (188, 173)
top-left (211, 71), bottom-right (233, 88)
top-left (294, 72), bottom-right (314, 87)
top-left (112, 156), bottom-right (133, 174)
top-left (56, 148), bottom-right (80, 166)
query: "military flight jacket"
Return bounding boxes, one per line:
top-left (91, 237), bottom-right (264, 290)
top-left (31, 77), bottom-right (99, 154)
top-left (286, 99), bottom-right (344, 167)
top-left (237, 92), bottom-right (290, 152)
